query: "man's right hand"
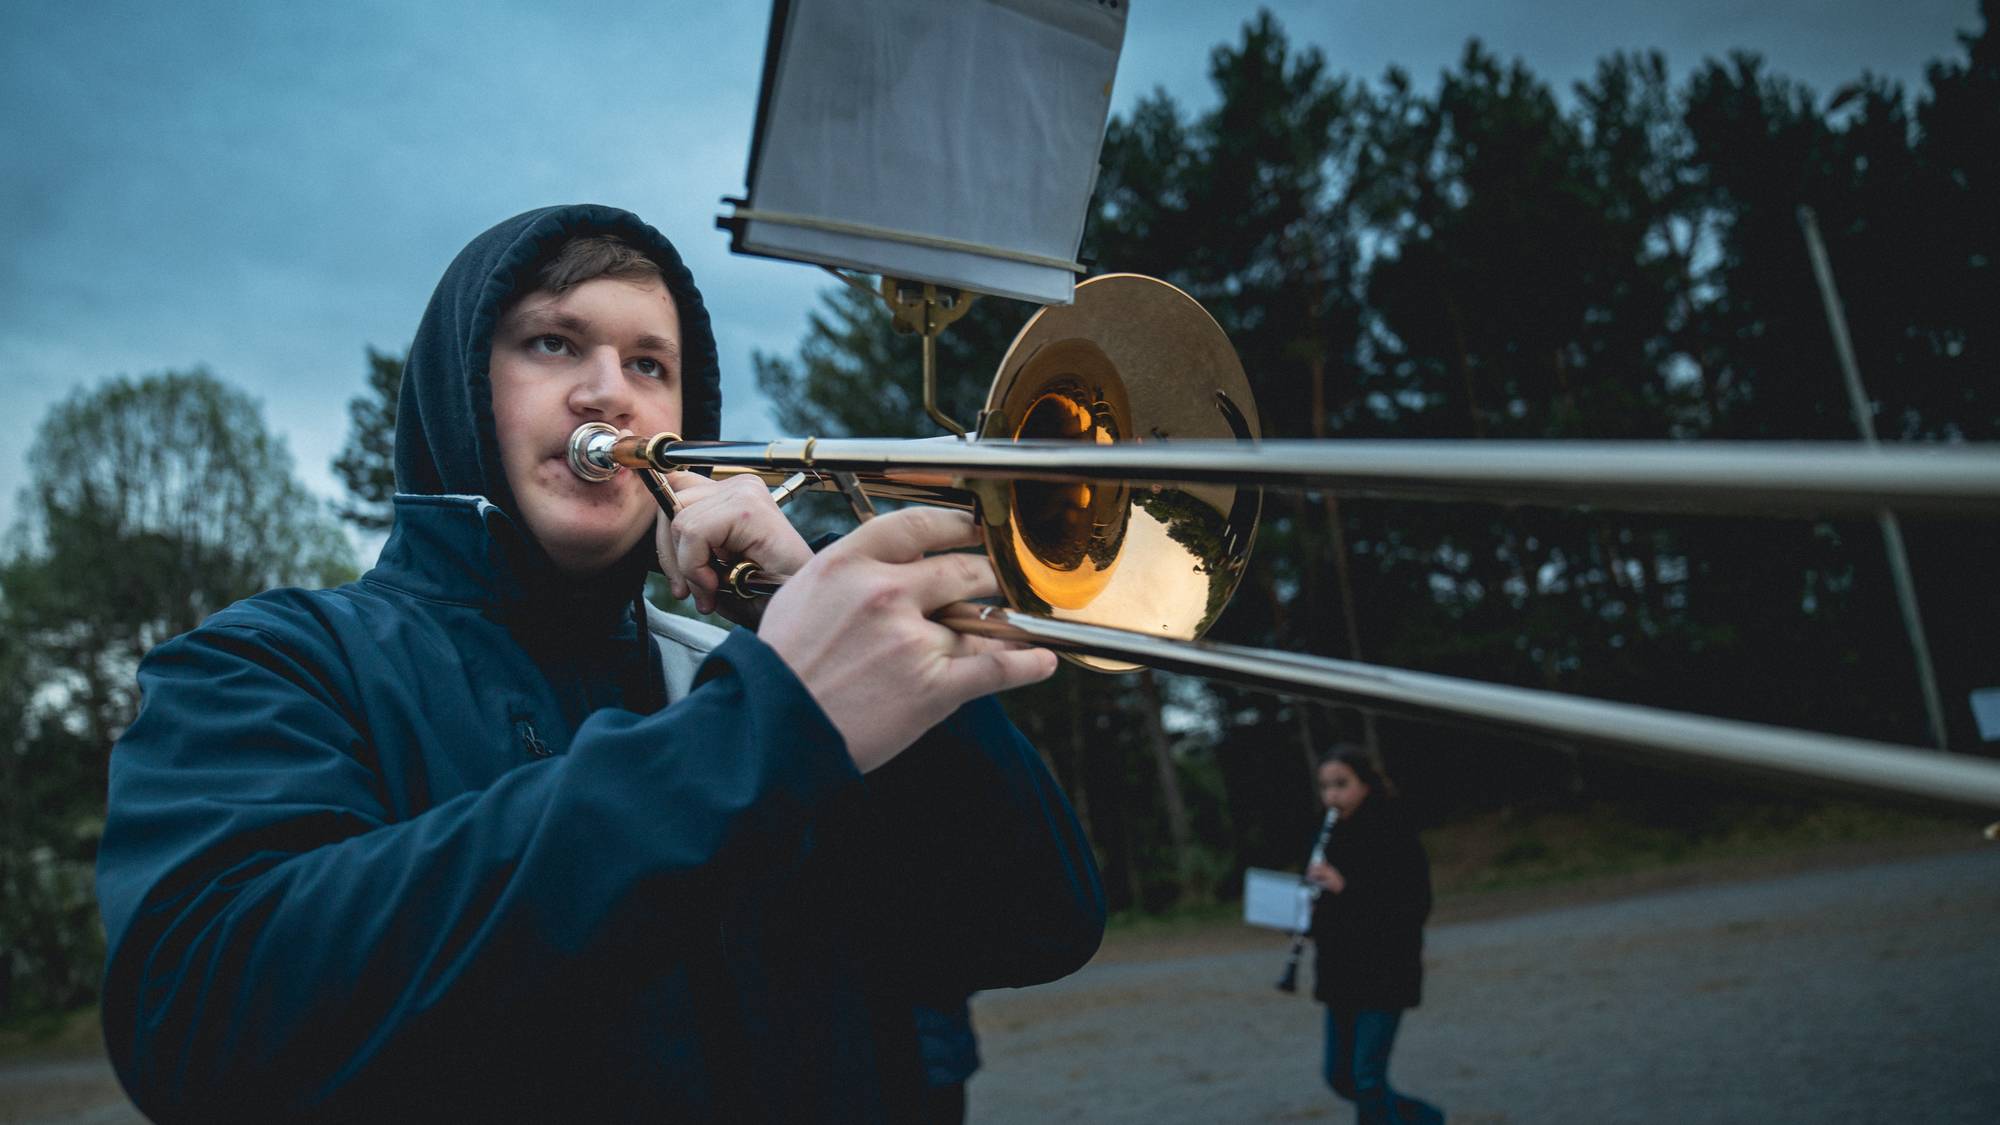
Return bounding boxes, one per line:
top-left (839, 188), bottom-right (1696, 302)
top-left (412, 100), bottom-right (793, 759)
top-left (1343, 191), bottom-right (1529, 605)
top-left (755, 507), bottom-right (1057, 773)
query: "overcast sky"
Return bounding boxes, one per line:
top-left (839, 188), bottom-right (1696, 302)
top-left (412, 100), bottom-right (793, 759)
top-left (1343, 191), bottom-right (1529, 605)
top-left (1, 0), bottom-right (1983, 550)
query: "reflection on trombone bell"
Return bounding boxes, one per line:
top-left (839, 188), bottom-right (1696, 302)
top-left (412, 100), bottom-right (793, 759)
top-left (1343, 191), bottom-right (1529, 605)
top-left (567, 273), bottom-right (2000, 814)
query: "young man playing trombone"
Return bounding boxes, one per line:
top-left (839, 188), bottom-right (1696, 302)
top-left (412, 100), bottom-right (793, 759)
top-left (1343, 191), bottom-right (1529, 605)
top-left (96, 203), bottom-right (1104, 1123)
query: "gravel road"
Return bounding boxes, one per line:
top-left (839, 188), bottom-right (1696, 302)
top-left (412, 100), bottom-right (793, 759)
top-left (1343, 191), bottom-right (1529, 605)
top-left (967, 848), bottom-right (2000, 1124)
top-left (6, 847), bottom-right (1995, 1124)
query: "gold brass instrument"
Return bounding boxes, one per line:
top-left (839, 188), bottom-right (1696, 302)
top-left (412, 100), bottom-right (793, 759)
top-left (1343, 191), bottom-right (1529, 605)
top-left (575, 275), bottom-right (1263, 672)
top-left (569, 274), bottom-right (2000, 811)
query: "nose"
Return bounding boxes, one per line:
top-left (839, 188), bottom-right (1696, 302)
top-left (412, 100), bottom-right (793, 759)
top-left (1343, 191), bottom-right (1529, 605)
top-left (567, 345), bottom-right (633, 422)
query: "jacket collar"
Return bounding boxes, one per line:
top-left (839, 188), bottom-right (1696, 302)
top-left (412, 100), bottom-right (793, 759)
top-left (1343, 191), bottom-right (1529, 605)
top-left (368, 494), bottom-right (646, 636)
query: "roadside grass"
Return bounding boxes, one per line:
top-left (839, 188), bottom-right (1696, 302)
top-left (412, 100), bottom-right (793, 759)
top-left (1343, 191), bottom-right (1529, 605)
top-left (1422, 796), bottom-right (1977, 897)
top-left (1099, 796), bottom-right (1985, 956)
top-left (0, 1005), bottom-right (103, 1060)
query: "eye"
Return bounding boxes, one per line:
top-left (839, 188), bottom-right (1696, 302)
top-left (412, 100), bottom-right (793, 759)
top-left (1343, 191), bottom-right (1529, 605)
top-left (530, 334), bottom-right (573, 357)
top-left (630, 356), bottom-right (667, 380)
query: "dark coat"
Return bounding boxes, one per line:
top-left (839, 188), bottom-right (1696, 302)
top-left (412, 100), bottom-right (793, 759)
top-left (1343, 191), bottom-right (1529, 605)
top-left (1309, 801), bottom-right (1432, 1010)
top-left (94, 205), bottom-right (1105, 1124)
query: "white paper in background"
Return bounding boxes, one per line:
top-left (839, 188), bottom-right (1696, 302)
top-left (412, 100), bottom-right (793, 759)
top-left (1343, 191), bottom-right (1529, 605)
top-left (736, 0), bottom-right (1127, 304)
top-left (1971, 687), bottom-right (2000, 741)
top-left (1242, 867), bottom-right (1313, 932)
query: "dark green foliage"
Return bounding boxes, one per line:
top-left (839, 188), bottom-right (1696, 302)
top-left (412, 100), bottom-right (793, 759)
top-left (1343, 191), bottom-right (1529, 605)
top-left (332, 348), bottom-right (406, 532)
top-left (1912, 0), bottom-right (2000, 441)
top-left (1, 369), bottom-right (355, 1015)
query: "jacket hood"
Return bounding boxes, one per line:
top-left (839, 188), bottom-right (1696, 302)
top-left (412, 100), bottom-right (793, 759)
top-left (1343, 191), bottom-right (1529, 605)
top-left (393, 203), bottom-right (723, 514)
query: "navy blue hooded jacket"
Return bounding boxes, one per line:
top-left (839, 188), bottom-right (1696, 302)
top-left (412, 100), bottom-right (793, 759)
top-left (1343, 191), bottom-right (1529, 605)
top-left (96, 204), bottom-right (1105, 1123)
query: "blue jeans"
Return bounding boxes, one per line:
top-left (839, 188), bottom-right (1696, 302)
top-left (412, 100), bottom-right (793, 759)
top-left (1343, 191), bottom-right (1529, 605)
top-left (1322, 1007), bottom-right (1443, 1125)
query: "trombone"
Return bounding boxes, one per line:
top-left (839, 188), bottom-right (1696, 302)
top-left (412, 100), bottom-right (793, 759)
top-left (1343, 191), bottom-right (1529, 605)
top-left (570, 274), bottom-right (2000, 812)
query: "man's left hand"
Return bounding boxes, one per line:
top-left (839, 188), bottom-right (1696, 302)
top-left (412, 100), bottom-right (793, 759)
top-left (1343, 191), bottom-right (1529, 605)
top-left (653, 471), bottom-right (814, 625)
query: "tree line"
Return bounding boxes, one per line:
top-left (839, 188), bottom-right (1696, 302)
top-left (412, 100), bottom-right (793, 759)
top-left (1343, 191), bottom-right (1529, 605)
top-left (755, 6), bottom-right (2000, 909)
top-left (2, 373), bottom-right (355, 1014)
top-left (2, 4), bottom-right (1993, 1015)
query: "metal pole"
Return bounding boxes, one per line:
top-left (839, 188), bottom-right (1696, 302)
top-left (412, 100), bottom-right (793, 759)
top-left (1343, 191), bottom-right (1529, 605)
top-left (1798, 205), bottom-right (1951, 751)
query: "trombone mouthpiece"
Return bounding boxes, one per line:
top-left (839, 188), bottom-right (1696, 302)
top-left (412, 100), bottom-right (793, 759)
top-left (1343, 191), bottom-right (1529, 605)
top-left (567, 422), bottom-right (623, 483)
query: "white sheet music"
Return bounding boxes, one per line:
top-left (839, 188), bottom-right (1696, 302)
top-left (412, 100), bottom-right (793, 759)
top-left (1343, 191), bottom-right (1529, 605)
top-left (737, 0), bottom-right (1127, 304)
top-left (1242, 867), bottom-right (1313, 932)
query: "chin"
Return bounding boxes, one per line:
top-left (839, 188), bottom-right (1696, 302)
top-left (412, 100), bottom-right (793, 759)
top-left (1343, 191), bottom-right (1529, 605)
top-left (529, 511), bottom-right (650, 577)
top-left (548, 540), bottom-right (641, 579)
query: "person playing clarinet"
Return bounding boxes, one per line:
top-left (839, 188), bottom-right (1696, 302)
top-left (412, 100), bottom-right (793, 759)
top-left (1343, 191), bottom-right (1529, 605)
top-left (1305, 745), bottom-right (1443, 1125)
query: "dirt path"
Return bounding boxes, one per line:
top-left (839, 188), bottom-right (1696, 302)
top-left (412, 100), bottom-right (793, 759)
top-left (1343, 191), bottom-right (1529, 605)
top-left (966, 847), bottom-right (2000, 1124)
top-left (6, 844), bottom-right (1995, 1123)
top-left (0, 1057), bottom-right (135, 1125)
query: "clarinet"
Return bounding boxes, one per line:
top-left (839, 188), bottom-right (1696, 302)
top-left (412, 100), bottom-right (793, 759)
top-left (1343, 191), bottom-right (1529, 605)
top-left (1274, 806), bottom-right (1340, 993)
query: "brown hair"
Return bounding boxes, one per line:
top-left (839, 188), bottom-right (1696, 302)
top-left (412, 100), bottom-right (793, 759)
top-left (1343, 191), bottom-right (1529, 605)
top-left (1317, 742), bottom-right (1399, 800)
top-left (533, 234), bottom-right (663, 294)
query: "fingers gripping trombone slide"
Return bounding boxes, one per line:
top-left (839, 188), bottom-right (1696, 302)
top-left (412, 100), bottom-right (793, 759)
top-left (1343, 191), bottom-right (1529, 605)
top-left (572, 419), bottom-right (1061, 648)
top-left (571, 420), bottom-right (1058, 772)
top-left (569, 422), bottom-right (799, 604)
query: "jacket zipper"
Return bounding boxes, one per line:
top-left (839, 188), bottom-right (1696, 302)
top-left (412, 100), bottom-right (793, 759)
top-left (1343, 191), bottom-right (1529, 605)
top-left (516, 717), bottom-right (550, 758)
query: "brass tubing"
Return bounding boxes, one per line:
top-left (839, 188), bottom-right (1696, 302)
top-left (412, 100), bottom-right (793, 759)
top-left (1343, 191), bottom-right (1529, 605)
top-left (932, 605), bottom-right (2000, 812)
top-left (636, 436), bottom-right (2000, 517)
top-left (568, 424), bottom-right (971, 510)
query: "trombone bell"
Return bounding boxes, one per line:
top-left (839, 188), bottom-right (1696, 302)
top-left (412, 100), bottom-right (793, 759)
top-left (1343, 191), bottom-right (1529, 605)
top-left (978, 274), bottom-right (1262, 671)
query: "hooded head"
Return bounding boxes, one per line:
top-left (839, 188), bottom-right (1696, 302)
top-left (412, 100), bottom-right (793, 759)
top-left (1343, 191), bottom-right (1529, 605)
top-left (393, 204), bottom-right (721, 578)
